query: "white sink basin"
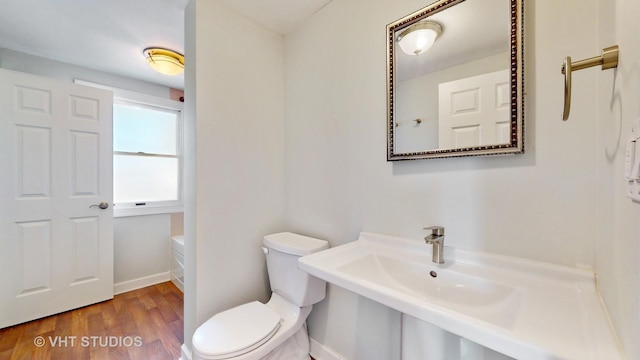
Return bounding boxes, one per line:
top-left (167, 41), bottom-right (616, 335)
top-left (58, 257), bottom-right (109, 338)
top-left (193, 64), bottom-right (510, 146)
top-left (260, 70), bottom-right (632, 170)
top-left (338, 253), bottom-right (521, 329)
top-left (299, 232), bottom-right (623, 360)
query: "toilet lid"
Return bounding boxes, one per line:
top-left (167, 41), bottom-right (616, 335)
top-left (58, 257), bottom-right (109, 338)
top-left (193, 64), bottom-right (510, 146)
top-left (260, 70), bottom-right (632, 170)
top-left (193, 301), bottom-right (282, 359)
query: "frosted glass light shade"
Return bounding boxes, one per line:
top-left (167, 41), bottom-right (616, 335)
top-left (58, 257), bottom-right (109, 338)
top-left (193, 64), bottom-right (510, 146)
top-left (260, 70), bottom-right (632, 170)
top-left (144, 48), bottom-right (184, 75)
top-left (397, 21), bottom-right (443, 56)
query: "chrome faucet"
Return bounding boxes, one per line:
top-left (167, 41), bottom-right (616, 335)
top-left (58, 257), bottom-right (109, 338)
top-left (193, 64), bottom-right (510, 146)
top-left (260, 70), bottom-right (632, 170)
top-left (424, 226), bottom-right (445, 264)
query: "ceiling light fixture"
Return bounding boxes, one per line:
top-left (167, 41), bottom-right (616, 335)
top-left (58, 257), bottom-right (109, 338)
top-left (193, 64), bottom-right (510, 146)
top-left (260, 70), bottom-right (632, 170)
top-left (143, 48), bottom-right (184, 75)
top-left (396, 21), bottom-right (443, 56)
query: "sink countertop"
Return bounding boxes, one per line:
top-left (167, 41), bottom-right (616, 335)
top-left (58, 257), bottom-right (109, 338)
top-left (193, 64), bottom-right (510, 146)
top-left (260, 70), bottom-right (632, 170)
top-left (298, 232), bottom-right (623, 360)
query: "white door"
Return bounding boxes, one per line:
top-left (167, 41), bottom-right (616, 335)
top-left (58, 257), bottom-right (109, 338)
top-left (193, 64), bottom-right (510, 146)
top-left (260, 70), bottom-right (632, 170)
top-left (438, 69), bottom-right (510, 149)
top-left (0, 68), bottom-right (113, 328)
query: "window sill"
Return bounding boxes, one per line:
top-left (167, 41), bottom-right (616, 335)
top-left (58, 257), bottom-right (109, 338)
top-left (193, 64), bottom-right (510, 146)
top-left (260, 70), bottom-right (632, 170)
top-left (114, 205), bottom-right (184, 218)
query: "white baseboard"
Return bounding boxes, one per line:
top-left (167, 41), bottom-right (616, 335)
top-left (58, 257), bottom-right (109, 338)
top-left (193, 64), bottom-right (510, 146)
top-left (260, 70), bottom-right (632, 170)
top-left (179, 343), bottom-right (192, 360)
top-left (113, 271), bottom-right (171, 295)
top-left (310, 337), bottom-right (345, 360)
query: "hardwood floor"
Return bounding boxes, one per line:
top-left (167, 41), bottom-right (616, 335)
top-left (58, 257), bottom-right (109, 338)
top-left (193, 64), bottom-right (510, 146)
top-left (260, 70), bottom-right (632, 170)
top-left (0, 282), bottom-right (183, 360)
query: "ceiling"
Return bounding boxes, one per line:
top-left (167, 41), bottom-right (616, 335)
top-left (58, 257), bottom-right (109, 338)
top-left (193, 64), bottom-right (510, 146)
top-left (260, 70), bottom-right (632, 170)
top-left (0, 0), bottom-right (332, 90)
top-left (395, 0), bottom-right (509, 82)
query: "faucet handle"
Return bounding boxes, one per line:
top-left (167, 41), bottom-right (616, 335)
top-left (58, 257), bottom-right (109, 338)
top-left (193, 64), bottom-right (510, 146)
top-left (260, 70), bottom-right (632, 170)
top-left (424, 226), bottom-right (444, 236)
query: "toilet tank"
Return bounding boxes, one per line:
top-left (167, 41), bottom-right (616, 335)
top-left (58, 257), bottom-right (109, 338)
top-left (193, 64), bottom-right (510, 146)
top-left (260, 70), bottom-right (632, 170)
top-left (263, 232), bottom-right (329, 307)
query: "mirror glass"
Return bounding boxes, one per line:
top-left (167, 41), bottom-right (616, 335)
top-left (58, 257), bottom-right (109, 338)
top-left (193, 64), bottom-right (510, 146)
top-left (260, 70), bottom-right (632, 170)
top-left (387, 0), bottom-right (524, 160)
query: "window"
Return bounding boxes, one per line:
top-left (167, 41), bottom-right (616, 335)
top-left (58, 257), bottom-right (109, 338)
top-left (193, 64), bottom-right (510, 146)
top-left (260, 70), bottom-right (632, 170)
top-left (113, 100), bottom-right (182, 216)
top-left (74, 80), bottom-right (184, 217)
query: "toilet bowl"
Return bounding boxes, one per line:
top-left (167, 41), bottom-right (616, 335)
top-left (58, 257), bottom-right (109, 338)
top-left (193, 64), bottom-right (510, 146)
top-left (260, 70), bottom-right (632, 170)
top-left (192, 232), bottom-right (328, 360)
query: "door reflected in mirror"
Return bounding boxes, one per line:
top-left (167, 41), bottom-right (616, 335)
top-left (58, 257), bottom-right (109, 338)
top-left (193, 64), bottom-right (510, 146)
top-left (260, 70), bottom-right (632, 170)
top-left (387, 0), bottom-right (524, 160)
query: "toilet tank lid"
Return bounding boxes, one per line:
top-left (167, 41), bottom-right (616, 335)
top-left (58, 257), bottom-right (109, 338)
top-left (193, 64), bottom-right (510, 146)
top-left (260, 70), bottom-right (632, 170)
top-left (263, 232), bottom-right (328, 256)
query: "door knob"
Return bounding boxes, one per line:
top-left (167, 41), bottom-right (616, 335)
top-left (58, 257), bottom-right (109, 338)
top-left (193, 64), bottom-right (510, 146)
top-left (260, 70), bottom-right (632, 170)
top-left (90, 202), bottom-right (109, 210)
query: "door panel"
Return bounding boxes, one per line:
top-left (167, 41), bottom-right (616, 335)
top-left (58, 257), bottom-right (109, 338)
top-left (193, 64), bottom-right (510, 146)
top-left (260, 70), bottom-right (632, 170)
top-left (16, 125), bottom-right (51, 198)
top-left (438, 69), bottom-right (510, 149)
top-left (16, 220), bottom-right (52, 296)
top-left (0, 68), bottom-right (113, 328)
top-left (70, 216), bottom-right (100, 284)
top-left (70, 131), bottom-right (100, 196)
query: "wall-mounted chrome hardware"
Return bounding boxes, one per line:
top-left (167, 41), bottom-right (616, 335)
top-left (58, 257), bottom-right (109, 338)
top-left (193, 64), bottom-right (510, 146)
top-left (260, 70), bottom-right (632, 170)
top-left (561, 45), bottom-right (619, 121)
top-left (89, 202), bottom-right (109, 210)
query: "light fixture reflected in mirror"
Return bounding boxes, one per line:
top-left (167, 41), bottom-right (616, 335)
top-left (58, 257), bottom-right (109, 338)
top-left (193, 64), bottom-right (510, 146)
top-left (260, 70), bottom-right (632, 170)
top-left (396, 21), bottom-right (442, 56)
top-left (143, 48), bottom-right (184, 75)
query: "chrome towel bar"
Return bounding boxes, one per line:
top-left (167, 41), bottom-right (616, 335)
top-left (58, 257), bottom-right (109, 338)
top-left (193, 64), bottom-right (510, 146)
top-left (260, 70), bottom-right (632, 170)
top-left (561, 45), bottom-right (619, 121)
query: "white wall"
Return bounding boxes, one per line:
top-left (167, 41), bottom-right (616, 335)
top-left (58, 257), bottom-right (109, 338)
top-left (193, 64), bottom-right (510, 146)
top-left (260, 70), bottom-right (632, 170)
top-left (0, 48), bottom-right (176, 289)
top-left (596, 0), bottom-right (640, 358)
top-left (284, 0), bottom-right (608, 358)
top-left (285, 0), bottom-right (599, 263)
top-left (113, 214), bottom-right (171, 284)
top-left (179, 0), bottom-right (639, 358)
top-left (183, 0), bottom-right (285, 352)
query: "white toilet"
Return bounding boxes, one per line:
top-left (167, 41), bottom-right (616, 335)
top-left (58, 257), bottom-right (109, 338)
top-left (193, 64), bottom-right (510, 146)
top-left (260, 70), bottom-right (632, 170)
top-left (192, 232), bottom-right (329, 360)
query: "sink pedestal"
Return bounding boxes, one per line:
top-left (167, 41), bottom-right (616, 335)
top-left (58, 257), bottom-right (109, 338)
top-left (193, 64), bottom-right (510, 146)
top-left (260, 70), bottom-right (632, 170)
top-left (402, 314), bottom-right (512, 360)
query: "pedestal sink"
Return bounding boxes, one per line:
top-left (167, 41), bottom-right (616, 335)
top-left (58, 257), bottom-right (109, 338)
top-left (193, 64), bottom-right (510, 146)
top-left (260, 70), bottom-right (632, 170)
top-left (337, 253), bottom-right (521, 329)
top-left (298, 232), bottom-right (623, 360)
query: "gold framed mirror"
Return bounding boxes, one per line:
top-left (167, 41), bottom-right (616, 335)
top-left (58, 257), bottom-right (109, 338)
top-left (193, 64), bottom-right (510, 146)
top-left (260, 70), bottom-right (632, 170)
top-left (387, 0), bottom-right (524, 160)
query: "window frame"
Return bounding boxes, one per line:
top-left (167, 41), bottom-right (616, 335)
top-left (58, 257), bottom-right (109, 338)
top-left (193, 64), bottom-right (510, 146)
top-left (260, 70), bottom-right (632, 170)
top-left (74, 80), bottom-right (184, 218)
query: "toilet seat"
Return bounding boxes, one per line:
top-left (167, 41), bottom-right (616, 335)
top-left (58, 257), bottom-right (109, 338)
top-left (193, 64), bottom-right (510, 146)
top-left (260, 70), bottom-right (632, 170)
top-left (192, 301), bottom-right (282, 359)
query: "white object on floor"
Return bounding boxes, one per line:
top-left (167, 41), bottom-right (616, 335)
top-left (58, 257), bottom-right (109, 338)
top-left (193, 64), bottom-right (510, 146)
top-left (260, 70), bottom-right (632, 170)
top-left (171, 235), bottom-right (184, 292)
top-left (192, 232), bottom-right (328, 360)
top-left (260, 324), bottom-right (310, 360)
